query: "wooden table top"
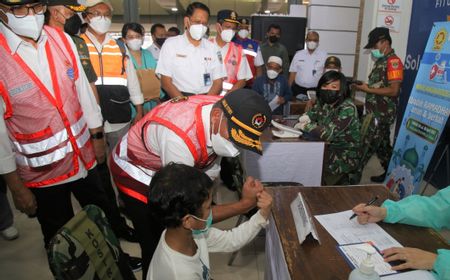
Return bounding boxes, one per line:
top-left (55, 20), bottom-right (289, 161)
top-left (267, 185), bottom-right (450, 280)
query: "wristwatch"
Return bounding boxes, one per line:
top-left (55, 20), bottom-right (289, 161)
top-left (90, 131), bottom-right (104, 140)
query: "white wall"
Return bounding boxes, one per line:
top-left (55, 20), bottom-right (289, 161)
top-left (307, 0), bottom-right (361, 77)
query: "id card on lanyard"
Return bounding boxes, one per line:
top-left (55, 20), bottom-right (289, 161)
top-left (203, 56), bottom-right (212, 86)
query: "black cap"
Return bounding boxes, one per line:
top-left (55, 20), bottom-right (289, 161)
top-left (0, 0), bottom-right (41, 5)
top-left (364, 27), bottom-right (392, 49)
top-left (219, 89), bottom-right (272, 155)
top-left (239, 17), bottom-right (250, 26)
top-left (217, 9), bottom-right (239, 24)
top-left (325, 56), bottom-right (341, 68)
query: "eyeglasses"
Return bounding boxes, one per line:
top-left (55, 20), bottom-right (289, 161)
top-left (9, 3), bottom-right (47, 18)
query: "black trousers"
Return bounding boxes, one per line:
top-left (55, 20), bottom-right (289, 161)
top-left (291, 83), bottom-right (316, 97)
top-left (120, 193), bottom-right (164, 280)
top-left (31, 166), bottom-right (125, 247)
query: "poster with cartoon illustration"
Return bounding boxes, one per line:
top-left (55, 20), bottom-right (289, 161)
top-left (385, 21), bottom-right (450, 198)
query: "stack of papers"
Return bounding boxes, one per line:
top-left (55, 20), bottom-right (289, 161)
top-left (314, 210), bottom-right (435, 279)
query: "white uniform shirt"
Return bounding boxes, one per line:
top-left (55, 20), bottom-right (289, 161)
top-left (145, 104), bottom-right (221, 180)
top-left (289, 49), bottom-right (328, 88)
top-left (211, 38), bottom-right (253, 88)
top-left (84, 30), bottom-right (144, 133)
top-left (0, 24), bottom-right (102, 184)
top-left (156, 34), bottom-right (226, 95)
top-left (147, 210), bottom-right (268, 280)
top-left (147, 43), bottom-right (160, 61)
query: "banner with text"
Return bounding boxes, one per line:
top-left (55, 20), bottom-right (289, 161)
top-left (385, 21), bottom-right (450, 198)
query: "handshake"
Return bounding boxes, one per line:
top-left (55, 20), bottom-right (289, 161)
top-left (294, 115), bottom-right (311, 131)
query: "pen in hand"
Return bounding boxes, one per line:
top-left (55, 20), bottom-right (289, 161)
top-left (349, 195), bottom-right (379, 220)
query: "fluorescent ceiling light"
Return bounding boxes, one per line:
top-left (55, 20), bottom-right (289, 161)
top-left (171, 7), bottom-right (178, 11)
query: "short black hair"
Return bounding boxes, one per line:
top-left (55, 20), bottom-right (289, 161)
top-left (168, 26), bottom-right (181, 35)
top-left (121, 22), bottom-right (145, 39)
top-left (317, 70), bottom-right (349, 102)
top-left (267, 24), bottom-right (281, 33)
top-left (185, 1), bottom-right (210, 17)
top-left (150, 23), bottom-right (165, 35)
top-left (147, 163), bottom-right (213, 228)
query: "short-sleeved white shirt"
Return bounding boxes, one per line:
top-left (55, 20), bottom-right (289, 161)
top-left (156, 34), bottom-right (226, 94)
top-left (289, 49), bottom-right (328, 88)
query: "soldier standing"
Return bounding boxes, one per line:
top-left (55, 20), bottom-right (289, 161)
top-left (353, 27), bottom-right (403, 183)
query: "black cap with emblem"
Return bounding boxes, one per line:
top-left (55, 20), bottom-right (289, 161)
top-left (217, 9), bottom-right (239, 24)
top-left (219, 89), bottom-right (272, 155)
top-left (0, 0), bottom-right (42, 5)
top-left (364, 27), bottom-right (392, 49)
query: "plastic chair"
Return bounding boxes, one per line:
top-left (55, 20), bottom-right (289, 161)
top-left (48, 205), bottom-right (136, 280)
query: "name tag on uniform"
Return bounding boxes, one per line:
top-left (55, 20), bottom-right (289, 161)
top-left (203, 73), bottom-right (212, 86)
top-left (176, 53), bottom-right (187, 58)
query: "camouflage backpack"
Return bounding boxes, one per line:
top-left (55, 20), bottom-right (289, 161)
top-left (48, 205), bottom-right (136, 280)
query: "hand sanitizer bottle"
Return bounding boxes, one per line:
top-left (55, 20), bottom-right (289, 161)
top-left (348, 244), bottom-right (381, 280)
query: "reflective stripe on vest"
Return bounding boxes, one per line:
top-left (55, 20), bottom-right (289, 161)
top-left (16, 126), bottom-right (90, 168)
top-left (243, 49), bottom-right (257, 57)
top-left (94, 77), bottom-right (127, 86)
top-left (112, 135), bottom-right (155, 186)
top-left (12, 116), bottom-right (86, 155)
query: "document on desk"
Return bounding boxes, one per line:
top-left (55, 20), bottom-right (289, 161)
top-left (314, 210), bottom-right (402, 251)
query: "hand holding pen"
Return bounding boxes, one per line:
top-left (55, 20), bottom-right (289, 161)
top-left (351, 196), bottom-right (387, 225)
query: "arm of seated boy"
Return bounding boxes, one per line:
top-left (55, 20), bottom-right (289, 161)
top-left (205, 190), bottom-right (272, 253)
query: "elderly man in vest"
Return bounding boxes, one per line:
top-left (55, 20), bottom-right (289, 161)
top-left (211, 9), bottom-right (252, 94)
top-left (110, 89), bottom-right (272, 277)
top-left (81, 0), bottom-right (144, 150)
top-left (0, 0), bottom-right (137, 264)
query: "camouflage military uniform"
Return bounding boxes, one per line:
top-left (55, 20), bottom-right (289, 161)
top-left (304, 98), bottom-right (361, 185)
top-left (365, 49), bottom-right (403, 170)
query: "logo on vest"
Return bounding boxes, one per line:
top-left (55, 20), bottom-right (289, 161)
top-left (67, 67), bottom-right (75, 80)
top-left (9, 82), bottom-right (35, 97)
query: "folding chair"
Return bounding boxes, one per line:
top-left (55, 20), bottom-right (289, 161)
top-left (48, 205), bottom-right (136, 280)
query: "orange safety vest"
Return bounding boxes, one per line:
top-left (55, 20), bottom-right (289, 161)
top-left (80, 33), bottom-right (127, 86)
top-left (109, 95), bottom-right (220, 203)
top-left (0, 26), bottom-right (96, 187)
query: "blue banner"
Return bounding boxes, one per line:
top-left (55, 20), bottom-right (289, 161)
top-left (385, 21), bottom-right (450, 199)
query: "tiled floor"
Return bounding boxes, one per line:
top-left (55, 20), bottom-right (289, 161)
top-left (0, 155), bottom-right (447, 280)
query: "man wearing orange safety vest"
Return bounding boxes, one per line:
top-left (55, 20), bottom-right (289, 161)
top-left (0, 0), bottom-right (129, 260)
top-left (81, 0), bottom-right (144, 151)
top-left (211, 9), bottom-right (252, 94)
top-left (232, 17), bottom-right (259, 88)
top-left (110, 89), bottom-right (272, 277)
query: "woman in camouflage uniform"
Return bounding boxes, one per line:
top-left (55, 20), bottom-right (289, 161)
top-left (297, 71), bottom-right (361, 185)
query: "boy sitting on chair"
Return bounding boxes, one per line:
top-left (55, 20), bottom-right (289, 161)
top-left (146, 163), bottom-right (272, 279)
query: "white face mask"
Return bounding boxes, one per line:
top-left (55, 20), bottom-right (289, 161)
top-left (307, 41), bottom-right (318, 50)
top-left (126, 38), bottom-right (143, 51)
top-left (238, 29), bottom-right (249, 39)
top-left (220, 29), bottom-right (235, 43)
top-left (6, 13), bottom-right (44, 41)
top-left (267, 69), bottom-right (279, 79)
top-left (211, 114), bottom-right (240, 157)
top-left (189, 23), bottom-right (207, 41)
top-left (89, 16), bottom-right (111, 34)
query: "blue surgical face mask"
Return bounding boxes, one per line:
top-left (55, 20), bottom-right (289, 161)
top-left (191, 209), bottom-right (213, 235)
top-left (371, 49), bottom-right (384, 59)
